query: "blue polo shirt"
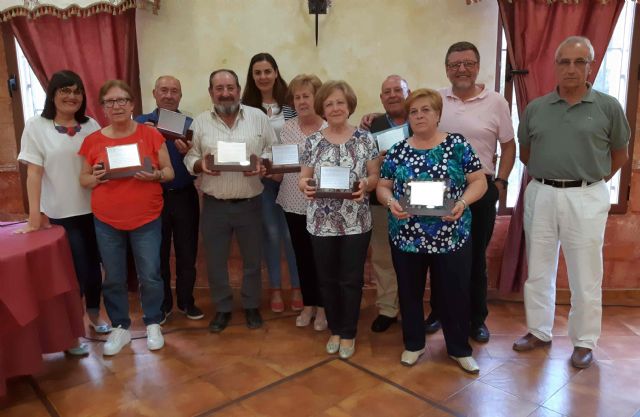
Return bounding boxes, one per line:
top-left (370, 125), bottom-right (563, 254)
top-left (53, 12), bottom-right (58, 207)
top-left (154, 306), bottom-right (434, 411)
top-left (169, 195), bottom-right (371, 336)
top-left (135, 109), bottom-right (195, 190)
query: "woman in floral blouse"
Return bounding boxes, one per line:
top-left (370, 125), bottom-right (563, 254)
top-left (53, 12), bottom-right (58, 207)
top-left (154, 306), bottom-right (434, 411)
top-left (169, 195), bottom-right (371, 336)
top-left (377, 89), bottom-right (487, 372)
top-left (299, 80), bottom-right (379, 359)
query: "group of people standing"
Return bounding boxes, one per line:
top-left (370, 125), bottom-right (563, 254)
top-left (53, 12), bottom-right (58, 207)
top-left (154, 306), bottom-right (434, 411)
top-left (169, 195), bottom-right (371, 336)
top-left (16, 35), bottom-right (629, 374)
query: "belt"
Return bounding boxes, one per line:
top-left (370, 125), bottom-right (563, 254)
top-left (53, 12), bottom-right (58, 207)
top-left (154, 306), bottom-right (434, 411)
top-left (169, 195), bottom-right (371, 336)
top-left (535, 178), bottom-right (597, 188)
top-left (165, 184), bottom-right (196, 193)
top-left (205, 194), bottom-right (255, 204)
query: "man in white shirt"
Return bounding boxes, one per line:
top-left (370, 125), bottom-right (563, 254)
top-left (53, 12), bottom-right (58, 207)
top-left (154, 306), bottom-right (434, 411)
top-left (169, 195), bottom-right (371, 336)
top-left (184, 69), bottom-right (276, 333)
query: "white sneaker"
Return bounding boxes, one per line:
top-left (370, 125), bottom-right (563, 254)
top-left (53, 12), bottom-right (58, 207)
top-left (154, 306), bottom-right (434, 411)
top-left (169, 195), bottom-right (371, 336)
top-left (146, 324), bottom-right (164, 351)
top-left (449, 355), bottom-right (480, 374)
top-left (103, 327), bottom-right (131, 356)
top-left (401, 348), bottom-right (426, 366)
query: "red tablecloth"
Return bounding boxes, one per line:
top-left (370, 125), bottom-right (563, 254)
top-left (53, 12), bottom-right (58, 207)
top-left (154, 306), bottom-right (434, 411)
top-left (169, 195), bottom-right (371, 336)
top-left (0, 223), bottom-right (85, 396)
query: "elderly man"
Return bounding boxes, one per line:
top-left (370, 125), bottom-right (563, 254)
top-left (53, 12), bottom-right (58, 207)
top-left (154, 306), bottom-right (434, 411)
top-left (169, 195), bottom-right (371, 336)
top-left (425, 42), bottom-right (516, 343)
top-left (367, 75), bottom-right (411, 332)
top-left (135, 76), bottom-right (203, 323)
top-left (513, 36), bottom-right (630, 369)
top-left (184, 69), bottom-right (276, 332)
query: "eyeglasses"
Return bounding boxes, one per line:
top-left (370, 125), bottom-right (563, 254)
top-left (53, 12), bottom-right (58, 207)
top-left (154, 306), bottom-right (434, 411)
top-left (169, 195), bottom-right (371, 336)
top-left (102, 98), bottom-right (131, 108)
top-left (57, 87), bottom-right (84, 97)
top-left (446, 60), bottom-right (478, 70)
top-left (556, 58), bottom-right (590, 68)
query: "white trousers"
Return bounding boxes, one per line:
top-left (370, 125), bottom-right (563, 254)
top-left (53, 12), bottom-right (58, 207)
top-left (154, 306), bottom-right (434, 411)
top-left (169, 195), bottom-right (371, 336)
top-left (523, 180), bottom-right (610, 349)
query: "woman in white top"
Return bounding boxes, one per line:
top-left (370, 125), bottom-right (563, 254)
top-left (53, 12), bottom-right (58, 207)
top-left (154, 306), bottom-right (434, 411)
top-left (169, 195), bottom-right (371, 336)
top-left (241, 53), bottom-right (301, 312)
top-left (276, 74), bottom-right (327, 330)
top-left (16, 70), bottom-right (110, 355)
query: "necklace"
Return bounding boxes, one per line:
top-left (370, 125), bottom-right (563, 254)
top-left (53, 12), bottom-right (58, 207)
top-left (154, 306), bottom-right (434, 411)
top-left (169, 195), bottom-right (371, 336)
top-left (53, 120), bottom-right (81, 137)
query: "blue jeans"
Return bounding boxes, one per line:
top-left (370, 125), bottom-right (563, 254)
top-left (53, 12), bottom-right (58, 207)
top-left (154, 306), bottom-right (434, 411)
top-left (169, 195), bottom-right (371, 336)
top-left (261, 178), bottom-right (300, 289)
top-left (94, 217), bottom-right (164, 328)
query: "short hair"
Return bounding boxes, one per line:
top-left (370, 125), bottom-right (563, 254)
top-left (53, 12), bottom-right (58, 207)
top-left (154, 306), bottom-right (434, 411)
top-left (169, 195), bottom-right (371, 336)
top-left (41, 70), bottom-right (89, 123)
top-left (381, 74), bottom-right (409, 91)
top-left (555, 36), bottom-right (595, 61)
top-left (313, 80), bottom-right (357, 117)
top-left (154, 75), bottom-right (181, 90)
top-left (98, 80), bottom-right (134, 103)
top-left (241, 53), bottom-right (288, 113)
top-left (286, 74), bottom-right (323, 106)
top-left (404, 88), bottom-right (443, 117)
top-left (445, 41), bottom-right (480, 64)
top-left (208, 69), bottom-right (241, 90)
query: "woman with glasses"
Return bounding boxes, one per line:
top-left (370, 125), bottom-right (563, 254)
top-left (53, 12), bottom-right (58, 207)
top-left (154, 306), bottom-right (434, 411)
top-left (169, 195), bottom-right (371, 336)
top-left (79, 80), bottom-right (174, 356)
top-left (17, 70), bottom-right (109, 356)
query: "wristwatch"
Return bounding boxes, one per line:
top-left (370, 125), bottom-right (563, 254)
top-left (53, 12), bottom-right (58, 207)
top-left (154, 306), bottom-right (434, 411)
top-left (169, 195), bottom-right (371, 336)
top-left (495, 177), bottom-right (508, 187)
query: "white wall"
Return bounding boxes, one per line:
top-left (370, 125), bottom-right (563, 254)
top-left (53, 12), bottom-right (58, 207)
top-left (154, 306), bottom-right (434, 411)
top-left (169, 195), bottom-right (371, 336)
top-left (136, 0), bottom-right (499, 122)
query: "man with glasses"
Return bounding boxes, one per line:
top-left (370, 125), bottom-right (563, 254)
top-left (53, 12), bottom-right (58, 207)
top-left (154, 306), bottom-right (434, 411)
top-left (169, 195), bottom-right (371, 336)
top-left (513, 36), bottom-right (630, 369)
top-left (135, 76), bottom-right (204, 323)
top-left (184, 69), bottom-right (276, 333)
top-left (424, 41), bottom-right (516, 343)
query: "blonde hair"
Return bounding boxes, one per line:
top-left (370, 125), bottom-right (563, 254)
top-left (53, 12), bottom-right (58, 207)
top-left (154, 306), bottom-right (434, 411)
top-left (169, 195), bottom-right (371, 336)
top-left (404, 88), bottom-right (443, 117)
top-left (286, 74), bottom-right (323, 106)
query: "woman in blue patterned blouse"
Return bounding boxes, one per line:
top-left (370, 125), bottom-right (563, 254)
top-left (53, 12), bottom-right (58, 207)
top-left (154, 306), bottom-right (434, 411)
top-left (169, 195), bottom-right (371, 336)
top-left (299, 80), bottom-right (379, 360)
top-left (377, 89), bottom-right (487, 372)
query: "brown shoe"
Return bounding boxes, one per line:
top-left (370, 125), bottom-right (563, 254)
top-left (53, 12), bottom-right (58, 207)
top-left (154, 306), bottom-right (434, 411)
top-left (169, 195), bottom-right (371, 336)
top-left (512, 333), bottom-right (551, 351)
top-left (571, 347), bottom-right (593, 369)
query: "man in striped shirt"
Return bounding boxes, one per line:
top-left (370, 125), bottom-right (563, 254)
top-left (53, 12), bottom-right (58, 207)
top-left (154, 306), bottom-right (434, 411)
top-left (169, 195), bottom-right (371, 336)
top-left (184, 69), bottom-right (277, 333)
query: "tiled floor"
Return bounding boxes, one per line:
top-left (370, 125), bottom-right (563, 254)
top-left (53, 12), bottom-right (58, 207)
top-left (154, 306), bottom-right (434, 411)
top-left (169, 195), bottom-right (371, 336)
top-left (2, 289), bottom-right (640, 417)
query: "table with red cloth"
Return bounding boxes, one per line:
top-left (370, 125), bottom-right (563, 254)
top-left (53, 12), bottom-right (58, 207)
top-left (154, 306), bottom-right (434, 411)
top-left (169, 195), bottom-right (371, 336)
top-left (0, 222), bottom-right (85, 397)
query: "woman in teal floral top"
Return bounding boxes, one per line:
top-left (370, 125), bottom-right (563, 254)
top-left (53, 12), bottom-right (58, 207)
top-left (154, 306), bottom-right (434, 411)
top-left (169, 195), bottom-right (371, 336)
top-left (377, 89), bottom-right (487, 372)
top-left (299, 80), bottom-right (379, 360)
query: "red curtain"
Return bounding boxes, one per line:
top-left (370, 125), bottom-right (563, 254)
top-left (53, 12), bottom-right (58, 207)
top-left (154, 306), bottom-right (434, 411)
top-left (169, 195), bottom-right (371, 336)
top-left (9, 8), bottom-right (141, 126)
top-left (497, 0), bottom-right (625, 293)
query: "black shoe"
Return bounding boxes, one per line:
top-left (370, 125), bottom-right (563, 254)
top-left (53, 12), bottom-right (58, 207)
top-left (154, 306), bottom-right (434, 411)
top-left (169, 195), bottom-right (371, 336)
top-left (371, 315), bottom-right (397, 332)
top-left (424, 317), bottom-right (442, 334)
top-left (209, 312), bottom-right (231, 333)
top-left (179, 304), bottom-right (204, 320)
top-left (245, 308), bottom-right (263, 329)
top-left (159, 310), bottom-right (172, 325)
top-left (470, 323), bottom-right (490, 343)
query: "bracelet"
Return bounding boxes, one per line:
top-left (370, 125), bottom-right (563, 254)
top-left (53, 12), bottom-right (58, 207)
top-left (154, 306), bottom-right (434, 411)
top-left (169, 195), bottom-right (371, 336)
top-left (495, 177), bottom-right (508, 187)
top-left (456, 198), bottom-right (468, 209)
top-left (157, 169), bottom-right (164, 182)
top-left (386, 196), bottom-right (396, 208)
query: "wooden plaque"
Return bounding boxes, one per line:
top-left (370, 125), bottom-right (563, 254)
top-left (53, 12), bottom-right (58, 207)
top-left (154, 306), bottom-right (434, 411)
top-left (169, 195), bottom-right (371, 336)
top-left (309, 179), bottom-right (361, 199)
top-left (205, 154), bottom-right (258, 172)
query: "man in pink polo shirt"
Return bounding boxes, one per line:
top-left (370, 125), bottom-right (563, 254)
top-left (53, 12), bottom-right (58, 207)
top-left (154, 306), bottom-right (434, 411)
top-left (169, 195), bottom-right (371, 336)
top-left (424, 41), bottom-right (516, 343)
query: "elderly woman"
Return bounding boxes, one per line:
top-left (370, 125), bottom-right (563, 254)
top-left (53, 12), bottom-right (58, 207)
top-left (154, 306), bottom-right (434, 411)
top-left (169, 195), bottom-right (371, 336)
top-left (79, 80), bottom-right (174, 356)
top-left (377, 89), bottom-right (487, 372)
top-left (276, 74), bottom-right (327, 330)
top-left (16, 70), bottom-right (109, 355)
top-left (242, 52), bottom-right (301, 312)
top-left (299, 80), bottom-right (379, 359)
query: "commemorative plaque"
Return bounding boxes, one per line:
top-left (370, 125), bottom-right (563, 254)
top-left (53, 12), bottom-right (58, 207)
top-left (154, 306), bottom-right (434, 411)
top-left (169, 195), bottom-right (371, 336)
top-left (263, 144), bottom-right (301, 174)
top-left (204, 141), bottom-right (258, 172)
top-left (310, 166), bottom-right (361, 199)
top-left (372, 125), bottom-right (408, 152)
top-left (156, 108), bottom-right (193, 142)
top-left (100, 143), bottom-right (153, 180)
top-left (398, 179), bottom-right (455, 216)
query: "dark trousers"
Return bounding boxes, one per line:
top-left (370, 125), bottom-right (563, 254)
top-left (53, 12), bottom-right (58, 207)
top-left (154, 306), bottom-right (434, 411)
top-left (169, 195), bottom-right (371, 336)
top-left (160, 184), bottom-right (199, 312)
top-left (284, 212), bottom-right (322, 307)
top-left (201, 194), bottom-right (263, 312)
top-left (310, 231), bottom-right (371, 339)
top-left (392, 240), bottom-right (472, 357)
top-left (429, 178), bottom-right (498, 328)
top-left (50, 213), bottom-right (102, 313)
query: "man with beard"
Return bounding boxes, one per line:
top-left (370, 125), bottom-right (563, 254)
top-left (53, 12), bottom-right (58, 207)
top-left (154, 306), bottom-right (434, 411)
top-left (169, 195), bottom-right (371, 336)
top-left (136, 76), bottom-right (203, 323)
top-left (184, 69), bottom-right (276, 332)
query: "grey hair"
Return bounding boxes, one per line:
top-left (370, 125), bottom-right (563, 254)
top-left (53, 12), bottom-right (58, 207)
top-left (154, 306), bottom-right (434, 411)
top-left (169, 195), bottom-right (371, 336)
top-left (555, 36), bottom-right (595, 62)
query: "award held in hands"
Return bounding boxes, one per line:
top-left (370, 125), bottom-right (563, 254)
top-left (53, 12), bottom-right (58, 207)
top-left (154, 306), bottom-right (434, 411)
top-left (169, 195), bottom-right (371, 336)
top-left (101, 143), bottom-right (153, 180)
top-left (156, 108), bottom-right (193, 142)
top-left (263, 144), bottom-right (301, 174)
top-left (205, 141), bottom-right (258, 172)
top-left (310, 166), bottom-right (360, 199)
top-left (372, 125), bottom-right (408, 153)
top-left (399, 179), bottom-right (455, 216)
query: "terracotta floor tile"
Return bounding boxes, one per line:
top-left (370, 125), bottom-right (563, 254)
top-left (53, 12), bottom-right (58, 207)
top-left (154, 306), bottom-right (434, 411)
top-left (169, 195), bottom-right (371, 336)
top-left (240, 380), bottom-right (336, 417)
top-left (0, 399), bottom-right (51, 417)
top-left (113, 357), bottom-right (201, 397)
top-left (543, 360), bottom-right (640, 417)
top-left (444, 380), bottom-right (539, 417)
top-left (35, 353), bottom-right (111, 394)
top-left (596, 335), bottom-right (640, 359)
top-left (334, 383), bottom-right (432, 417)
top-left (479, 359), bottom-right (572, 404)
top-left (215, 404), bottom-right (269, 416)
top-left (137, 378), bottom-right (229, 417)
top-left (47, 374), bottom-right (138, 417)
top-left (526, 406), bottom-right (566, 417)
top-left (0, 377), bottom-right (36, 408)
top-left (201, 357), bottom-right (285, 400)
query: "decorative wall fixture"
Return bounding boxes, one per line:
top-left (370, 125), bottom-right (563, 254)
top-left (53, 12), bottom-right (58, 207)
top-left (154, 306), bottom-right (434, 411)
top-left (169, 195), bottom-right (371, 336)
top-left (0, 0), bottom-right (159, 21)
top-left (308, 0), bottom-right (332, 46)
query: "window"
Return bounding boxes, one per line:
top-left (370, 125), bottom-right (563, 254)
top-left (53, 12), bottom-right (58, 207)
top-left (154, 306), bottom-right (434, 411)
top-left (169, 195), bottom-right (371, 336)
top-left (15, 38), bottom-right (46, 123)
top-left (496, 3), bottom-right (637, 213)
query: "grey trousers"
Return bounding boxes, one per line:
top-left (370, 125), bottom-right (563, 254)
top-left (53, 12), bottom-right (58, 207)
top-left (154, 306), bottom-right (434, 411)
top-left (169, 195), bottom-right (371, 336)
top-left (201, 194), bottom-right (263, 312)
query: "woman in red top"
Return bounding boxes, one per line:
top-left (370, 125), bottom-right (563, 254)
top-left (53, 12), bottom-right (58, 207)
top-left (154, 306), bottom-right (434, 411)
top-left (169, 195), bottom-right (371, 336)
top-left (79, 80), bottom-right (174, 356)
